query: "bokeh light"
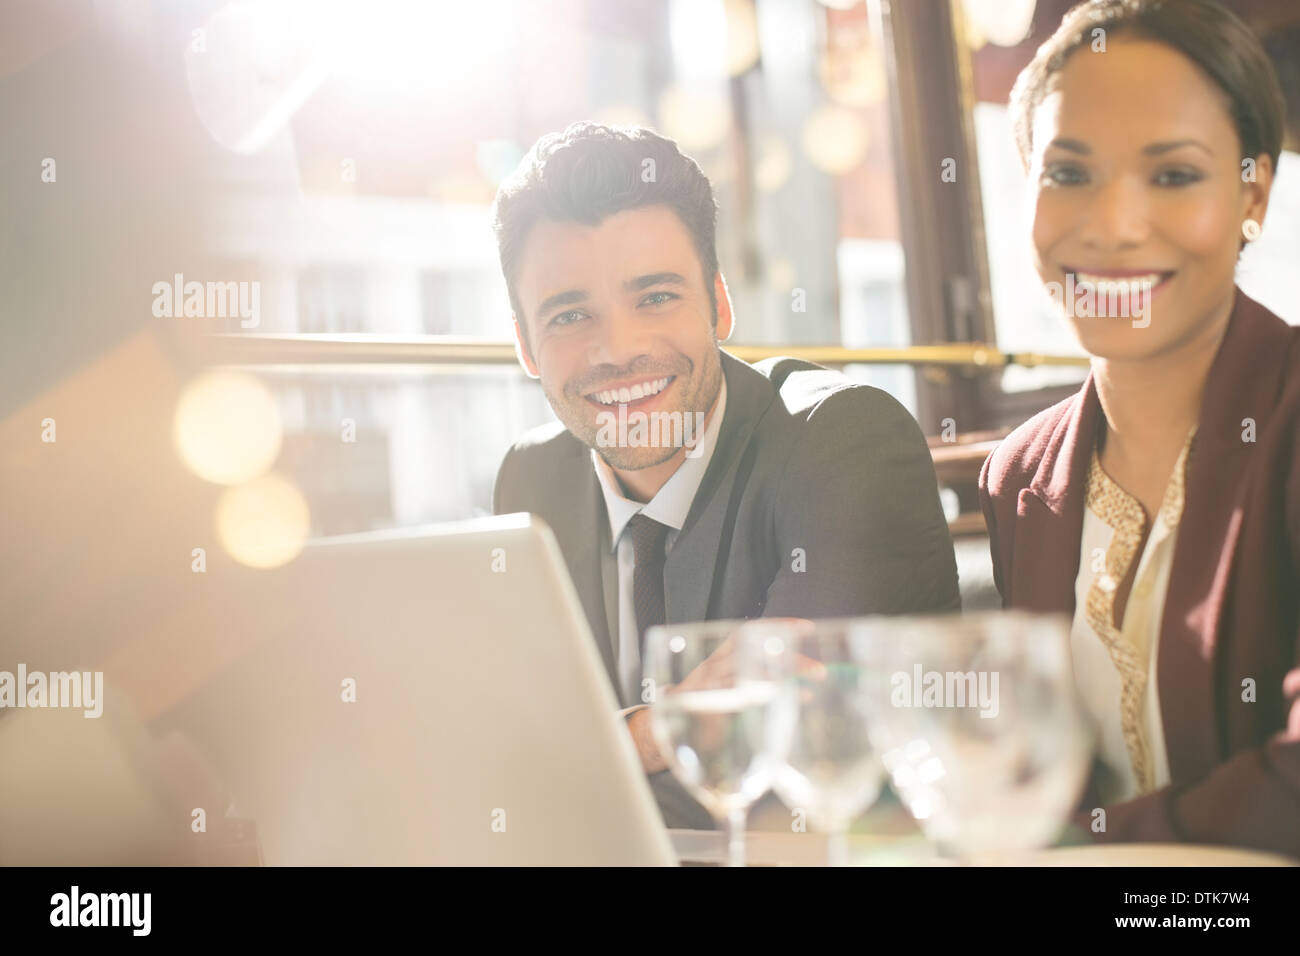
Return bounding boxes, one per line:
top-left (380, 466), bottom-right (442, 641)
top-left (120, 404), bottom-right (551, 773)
top-left (173, 371), bottom-right (284, 486)
top-left (820, 27), bottom-right (887, 108)
top-left (801, 105), bottom-right (869, 175)
top-left (215, 474), bottom-right (312, 569)
top-left (724, 0), bottom-right (762, 76)
top-left (962, 0), bottom-right (1037, 49)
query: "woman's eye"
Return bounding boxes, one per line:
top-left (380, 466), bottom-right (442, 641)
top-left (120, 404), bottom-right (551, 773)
top-left (1153, 167), bottom-right (1203, 187)
top-left (640, 291), bottom-right (678, 307)
top-left (1042, 163), bottom-right (1088, 187)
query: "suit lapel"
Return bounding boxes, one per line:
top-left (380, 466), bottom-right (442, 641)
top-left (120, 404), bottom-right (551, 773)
top-left (665, 351), bottom-right (776, 625)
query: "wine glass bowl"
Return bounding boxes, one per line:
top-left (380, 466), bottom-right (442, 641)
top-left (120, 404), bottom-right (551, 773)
top-left (852, 611), bottom-right (1093, 860)
top-left (643, 619), bottom-right (791, 866)
top-left (740, 619), bottom-right (886, 866)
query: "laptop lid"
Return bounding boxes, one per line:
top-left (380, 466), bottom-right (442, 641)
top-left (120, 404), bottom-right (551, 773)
top-left (162, 513), bottom-right (675, 866)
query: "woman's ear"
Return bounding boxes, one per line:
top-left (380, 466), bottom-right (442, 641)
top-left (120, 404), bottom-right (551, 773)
top-left (1243, 152), bottom-right (1275, 230)
top-left (512, 317), bottom-right (540, 379)
top-left (714, 272), bottom-right (735, 343)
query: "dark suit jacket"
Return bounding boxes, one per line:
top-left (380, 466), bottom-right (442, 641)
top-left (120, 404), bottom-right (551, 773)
top-left (980, 289), bottom-right (1300, 858)
top-left (496, 350), bottom-right (960, 827)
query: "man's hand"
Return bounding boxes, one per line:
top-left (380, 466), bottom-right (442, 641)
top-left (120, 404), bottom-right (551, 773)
top-left (623, 706), bottom-right (669, 775)
top-left (620, 623), bottom-right (826, 776)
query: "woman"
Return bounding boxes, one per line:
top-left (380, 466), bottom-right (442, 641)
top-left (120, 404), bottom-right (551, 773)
top-left (981, 0), bottom-right (1300, 856)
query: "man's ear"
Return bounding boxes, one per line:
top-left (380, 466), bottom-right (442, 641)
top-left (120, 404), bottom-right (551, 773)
top-left (512, 316), bottom-right (540, 379)
top-left (714, 272), bottom-right (735, 343)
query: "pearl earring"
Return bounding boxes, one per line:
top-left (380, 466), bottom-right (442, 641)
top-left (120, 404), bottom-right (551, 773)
top-left (1242, 218), bottom-right (1262, 241)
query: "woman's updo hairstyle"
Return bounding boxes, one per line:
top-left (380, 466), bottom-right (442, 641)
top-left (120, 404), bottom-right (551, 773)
top-left (1010, 0), bottom-right (1285, 175)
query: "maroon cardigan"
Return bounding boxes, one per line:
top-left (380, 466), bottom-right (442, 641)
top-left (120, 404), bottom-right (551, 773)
top-left (979, 289), bottom-right (1300, 858)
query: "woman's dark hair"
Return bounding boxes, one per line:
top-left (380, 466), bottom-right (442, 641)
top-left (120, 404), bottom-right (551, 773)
top-left (1010, 0), bottom-right (1286, 172)
top-left (492, 122), bottom-right (719, 340)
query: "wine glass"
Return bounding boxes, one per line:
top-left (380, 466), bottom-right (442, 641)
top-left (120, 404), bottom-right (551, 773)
top-left (852, 611), bottom-right (1093, 862)
top-left (743, 618), bottom-right (887, 866)
top-left (642, 619), bottom-right (790, 867)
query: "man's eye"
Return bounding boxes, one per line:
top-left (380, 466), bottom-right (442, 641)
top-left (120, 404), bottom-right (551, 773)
top-left (549, 310), bottom-right (587, 328)
top-left (1042, 163), bottom-right (1088, 187)
top-left (640, 291), bottom-right (678, 307)
top-left (1153, 167), bottom-right (1203, 187)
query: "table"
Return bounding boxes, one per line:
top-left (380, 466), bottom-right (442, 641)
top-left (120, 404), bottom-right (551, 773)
top-left (667, 830), bottom-right (1298, 866)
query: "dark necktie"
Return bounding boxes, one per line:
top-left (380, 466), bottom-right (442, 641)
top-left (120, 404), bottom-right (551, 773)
top-left (625, 513), bottom-right (670, 656)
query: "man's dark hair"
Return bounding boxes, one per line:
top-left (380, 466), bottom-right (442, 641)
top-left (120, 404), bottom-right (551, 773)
top-left (1010, 0), bottom-right (1285, 172)
top-left (492, 122), bottom-right (719, 347)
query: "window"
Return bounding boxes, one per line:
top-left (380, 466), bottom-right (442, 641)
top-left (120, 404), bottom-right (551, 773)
top-left (199, 0), bottom-right (931, 533)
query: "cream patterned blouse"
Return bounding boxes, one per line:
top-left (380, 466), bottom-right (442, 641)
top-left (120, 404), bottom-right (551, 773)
top-left (1069, 427), bottom-right (1196, 803)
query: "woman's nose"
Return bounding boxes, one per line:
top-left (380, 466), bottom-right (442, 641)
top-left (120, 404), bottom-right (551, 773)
top-left (1078, 174), bottom-right (1150, 250)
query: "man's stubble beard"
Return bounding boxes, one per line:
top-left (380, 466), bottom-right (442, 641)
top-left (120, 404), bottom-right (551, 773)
top-left (546, 347), bottom-right (725, 472)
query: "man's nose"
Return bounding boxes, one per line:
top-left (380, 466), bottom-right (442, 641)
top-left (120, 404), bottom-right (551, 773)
top-left (585, 311), bottom-right (650, 368)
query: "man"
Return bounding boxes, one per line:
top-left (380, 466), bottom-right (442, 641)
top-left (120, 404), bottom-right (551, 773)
top-left (492, 122), bottom-right (960, 828)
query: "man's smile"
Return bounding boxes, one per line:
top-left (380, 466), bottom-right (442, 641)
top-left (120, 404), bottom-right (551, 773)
top-left (582, 375), bottom-right (677, 409)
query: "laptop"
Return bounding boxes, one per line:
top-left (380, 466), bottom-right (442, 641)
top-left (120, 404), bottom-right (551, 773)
top-left (162, 513), bottom-right (676, 866)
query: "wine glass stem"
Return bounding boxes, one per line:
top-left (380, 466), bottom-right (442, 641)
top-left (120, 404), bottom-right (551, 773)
top-left (724, 807), bottom-right (747, 867)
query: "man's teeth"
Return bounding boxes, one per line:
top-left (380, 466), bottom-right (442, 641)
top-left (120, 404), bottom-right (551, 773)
top-left (590, 376), bottom-right (672, 406)
top-left (1073, 272), bottom-right (1165, 296)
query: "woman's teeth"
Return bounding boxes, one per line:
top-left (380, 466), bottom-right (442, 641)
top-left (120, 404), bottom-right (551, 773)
top-left (1073, 272), bottom-right (1166, 296)
top-left (590, 376), bottom-right (672, 406)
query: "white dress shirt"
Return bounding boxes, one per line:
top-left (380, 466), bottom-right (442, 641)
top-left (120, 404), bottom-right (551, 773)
top-left (1069, 429), bottom-right (1195, 803)
top-left (591, 380), bottom-right (728, 707)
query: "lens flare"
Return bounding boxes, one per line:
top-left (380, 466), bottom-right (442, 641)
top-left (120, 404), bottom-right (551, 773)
top-left (173, 371), bottom-right (283, 486)
top-left (214, 474), bottom-right (311, 569)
